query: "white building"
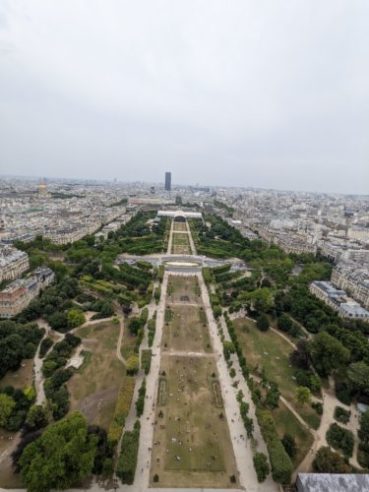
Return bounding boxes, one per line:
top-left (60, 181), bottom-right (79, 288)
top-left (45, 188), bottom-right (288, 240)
top-left (0, 245), bottom-right (29, 282)
top-left (310, 280), bottom-right (369, 320)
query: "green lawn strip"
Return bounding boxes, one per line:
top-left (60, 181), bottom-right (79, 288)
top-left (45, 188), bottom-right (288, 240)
top-left (234, 318), bottom-right (320, 429)
top-left (271, 401), bottom-right (314, 467)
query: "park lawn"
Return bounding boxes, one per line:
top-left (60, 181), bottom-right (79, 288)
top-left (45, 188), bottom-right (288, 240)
top-left (167, 274), bottom-right (201, 304)
top-left (121, 330), bottom-right (137, 360)
top-left (150, 355), bottom-right (238, 488)
top-left (173, 221), bottom-right (187, 232)
top-left (234, 318), bottom-right (321, 430)
top-left (0, 358), bottom-right (33, 390)
top-left (171, 232), bottom-right (191, 255)
top-left (271, 401), bottom-right (314, 467)
top-left (162, 304), bottom-right (212, 353)
top-left (68, 321), bottom-right (125, 430)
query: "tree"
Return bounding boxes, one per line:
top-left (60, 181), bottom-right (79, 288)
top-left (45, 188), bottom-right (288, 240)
top-left (296, 386), bottom-right (311, 406)
top-left (223, 340), bottom-right (235, 361)
top-left (290, 340), bottom-right (310, 370)
top-left (244, 288), bottom-right (274, 312)
top-left (277, 314), bottom-right (292, 333)
top-left (281, 434), bottom-right (296, 458)
top-left (308, 331), bottom-right (350, 377)
top-left (25, 405), bottom-right (48, 431)
top-left (347, 361), bottom-right (369, 397)
top-left (67, 308), bottom-right (85, 329)
top-left (265, 382), bottom-right (280, 409)
top-left (313, 446), bottom-right (351, 473)
top-left (47, 311), bottom-right (68, 331)
top-left (126, 355), bottom-right (139, 375)
top-left (19, 412), bottom-right (97, 492)
top-left (244, 416), bottom-right (254, 438)
top-left (253, 452), bottom-right (270, 482)
top-left (0, 393), bottom-right (16, 427)
top-left (359, 410), bottom-right (369, 449)
top-left (326, 423), bottom-right (354, 457)
top-left (256, 314), bottom-right (269, 332)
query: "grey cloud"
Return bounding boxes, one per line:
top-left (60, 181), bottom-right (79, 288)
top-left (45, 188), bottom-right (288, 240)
top-left (0, 0), bottom-right (368, 193)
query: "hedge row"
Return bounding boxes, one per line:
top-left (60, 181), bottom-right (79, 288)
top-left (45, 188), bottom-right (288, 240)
top-left (256, 408), bottom-right (293, 484)
top-left (108, 376), bottom-right (135, 444)
top-left (141, 349), bottom-right (152, 375)
top-left (116, 420), bottom-right (141, 484)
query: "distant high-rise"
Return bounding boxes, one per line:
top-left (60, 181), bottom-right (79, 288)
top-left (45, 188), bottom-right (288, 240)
top-left (165, 172), bottom-right (171, 191)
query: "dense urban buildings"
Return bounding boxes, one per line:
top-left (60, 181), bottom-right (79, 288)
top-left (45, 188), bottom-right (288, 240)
top-left (1, 176), bottom-right (369, 492)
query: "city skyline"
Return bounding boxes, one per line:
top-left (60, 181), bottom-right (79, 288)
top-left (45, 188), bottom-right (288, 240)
top-left (1, 170), bottom-right (369, 197)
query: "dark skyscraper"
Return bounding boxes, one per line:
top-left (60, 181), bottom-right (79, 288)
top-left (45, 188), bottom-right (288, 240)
top-left (165, 172), bottom-right (171, 191)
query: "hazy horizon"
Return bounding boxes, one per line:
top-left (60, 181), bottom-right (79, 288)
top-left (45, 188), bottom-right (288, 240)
top-left (1, 1), bottom-right (368, 194)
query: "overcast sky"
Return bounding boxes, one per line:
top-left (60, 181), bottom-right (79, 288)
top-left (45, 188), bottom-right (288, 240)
top-left (0, 1), bottom-right (368, 193)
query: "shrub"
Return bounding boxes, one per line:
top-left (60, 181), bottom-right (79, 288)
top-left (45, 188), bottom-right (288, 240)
top-left (256, 408), bottom-right (293, 484)
top-left (25, 405), bottom-right (48, 431)
top-left (277, 314), bottom-right (292, 333)
top-left (281, 434), bottom-right (296, 458)
top-left (311, 401), bottom-right (323, 415)
top-left (39, 337), bottom-right (53, 358)
top-left (135, 379), bottom-right (146, 417)
top-left (334, 406), bottom-right (351, 425)
top-left (256, 314), bottom-right (269, 332)
top-left (141, 349), bottom-right (152, 375)
top-left (116, 421), bottom-right (140, 484)
top-left (335, 379), bottom-right (353, 405)
top-left (313, 446), bottom-right (352, 473)
top-left (126, 355), bottom-right (139, 375)
top-left (326, 423), bottom-right (354, 457)
top-left (253, 452), bottom-right (270, 482)
top-left (108, 377), bottom-right (135, 444)
top-left (147, 317), bottom-right (156, 347)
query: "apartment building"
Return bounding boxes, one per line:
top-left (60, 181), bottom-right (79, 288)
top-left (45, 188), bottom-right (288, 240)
top-left (310, 280), bottom-right (369, 320)
top-left (0, 245), bottom-right (29, 282)
top-left (348, 226), bottom-right (369, 244)
top-left (273, 232), bottom-right (317, 255)
top-left (332, 263), bottom-right (369, 310)
top-left (0, 267), bottom-right (55, 318)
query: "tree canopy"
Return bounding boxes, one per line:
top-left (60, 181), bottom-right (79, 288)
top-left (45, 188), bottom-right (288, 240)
top-left (19, 412), bottom-right (97, 492)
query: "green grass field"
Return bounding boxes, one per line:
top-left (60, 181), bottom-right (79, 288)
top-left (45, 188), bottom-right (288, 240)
top-left (167, 275), bottom-right (201, 304)
top-left (68, 321), bottom-right (125, 430)
top-left (150, 355), bottom-right (238, 488)
top-left (271, 401), bottom-right (314, 466)
top-left (171, 232), bottom-right (191, 254)
top-left (162, 304), bottom-right (212, 353)
top-left (151, 274), bottom-right (238, 487)
top-left (173, 221), bottom-right (188, 232)
top-left (234, 318), bottom-right (321, 430)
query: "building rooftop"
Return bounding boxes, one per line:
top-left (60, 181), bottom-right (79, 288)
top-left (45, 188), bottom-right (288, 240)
top-left (298, 473), bottom-right (369, 492)
top-left (312, 280), bottom-right (346, 297)
top-left (340, 302), bottom-right (369, 317)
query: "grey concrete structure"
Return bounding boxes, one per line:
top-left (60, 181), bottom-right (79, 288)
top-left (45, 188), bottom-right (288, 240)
top-left (297, 473), bottom-right (369, 492)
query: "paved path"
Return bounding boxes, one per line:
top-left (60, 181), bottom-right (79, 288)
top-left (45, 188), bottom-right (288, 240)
top-left (34, 319), bottom-right (65, 405)
top-left (130, 272), bottom-right (169, 491)
top-left (199, 277), bottom-right (278, 492)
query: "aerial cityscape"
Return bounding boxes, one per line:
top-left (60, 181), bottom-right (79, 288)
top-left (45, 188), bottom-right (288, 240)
top-left (1, 1), bottom-right (368, 492)
top-left (0, 174), bottom-right (369, 492)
